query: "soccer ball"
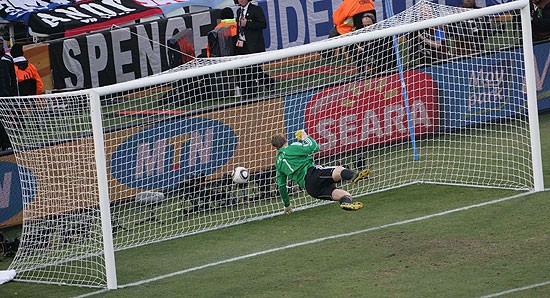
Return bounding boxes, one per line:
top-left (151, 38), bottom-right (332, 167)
top-left (232, 166), bottom-right (249, 184)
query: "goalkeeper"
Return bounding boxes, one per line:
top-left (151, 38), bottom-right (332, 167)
top-left (270, 130), bottom-right (370, 214)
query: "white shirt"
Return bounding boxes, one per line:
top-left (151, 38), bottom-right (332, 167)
top-left (238, 3), bottom-right (250, 40)
top-left (240, 3), bottom-right (250, 20)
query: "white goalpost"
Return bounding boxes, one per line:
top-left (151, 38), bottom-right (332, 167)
top-left (0, 0), bottom-right (542, 289)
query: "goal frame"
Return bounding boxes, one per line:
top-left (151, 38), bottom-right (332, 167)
top-left (88, 0), bottom-right (541, 288)
top-left (3, 0), bottom-right (542, 289)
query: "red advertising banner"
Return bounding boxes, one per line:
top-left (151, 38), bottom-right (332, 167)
top-left (304, 70), bottom-right (439, 156)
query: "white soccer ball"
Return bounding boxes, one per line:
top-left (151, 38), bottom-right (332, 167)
top-left (232, 166), bottom-right (249, 184)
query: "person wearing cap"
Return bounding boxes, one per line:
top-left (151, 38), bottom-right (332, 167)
top-left (360, 12), bottom-right (376, 27)
top-left (11, 44), bottom-right (43, 96)
top-left (332, 0), bottom-right (376, 36)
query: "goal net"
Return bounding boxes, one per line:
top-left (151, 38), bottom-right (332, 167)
top-left (0, 0), bottom-right (542, 289)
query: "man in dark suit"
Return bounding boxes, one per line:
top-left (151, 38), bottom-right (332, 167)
top-left (234, 0), bottom-right (274, 98)
top-left (0, 37), bottom-right (18, 150)
top-left (235, 0), bottom-right (267, 55)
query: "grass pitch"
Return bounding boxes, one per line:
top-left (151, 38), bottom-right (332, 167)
top-left (1, 114), bottom-right (549, 297)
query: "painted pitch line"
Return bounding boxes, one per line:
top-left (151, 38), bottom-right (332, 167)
top-left (75, 190), bottom-right (545, 298)
top-left (479, 280), bottom-right (550, 297)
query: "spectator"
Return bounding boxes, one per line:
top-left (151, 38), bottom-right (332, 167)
top-left (202, 7), bottom-right (239, 102)
top-left (448, 18), bottom-right (484, 56)
top-left (332, 0), bottom-right (376, 36)
top-left (11, 44), bottom-right (43, 96)
top-left (404, 2), bottom-right (449, 66)
top-left (458, 0), bottom-right (482, 54)
top-left (352, 13), bottom-right (397, 76)
top-left (361, 12), bottom-right (376, 27)
top-left (234, 0), bottom-right (274, 98)
top-left (461, 0), bottom-right (481, 9)
top-left (532, 0), bottom-right (550, 41)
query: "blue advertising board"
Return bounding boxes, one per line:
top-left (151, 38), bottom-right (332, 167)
top-left (283, 90), bottom-right (319, 141)
top-left (533, 42), bottom-right (550, 111)
top-left (425, 50), bottom-right (527, 129)
top-left (110, 117), bottom-right (237, 191)
top-left (0, 161), bottom-right (35, 228)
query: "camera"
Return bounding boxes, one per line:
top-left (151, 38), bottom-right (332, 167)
top-left (0, 232), bottom-right (20, 258)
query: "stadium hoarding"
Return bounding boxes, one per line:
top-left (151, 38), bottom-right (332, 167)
top-left (284, 70), bottom-right (440, 157)
top-left (256, 0), bottom-right (514, 51)
top-left (533, 41), bottom-right (550, 111)
top-left (279, 45), bottom-right (543, 158)
top-left (105, 99), bottom-right (286, 192)
top-left (0, 156), bottom-right (35, 229)
top-left (48, 16), bottom-right (198, 90)
top-left (0, 1), bottom-right (506, 39)
top-left (7, 98), bottom-right (285, 220)
top-left (1, 0), bottom-right (222, 35)
top-left (110, 118), bottom-right (239, 191)
top-left (425, 49), bottom-right (528, 128)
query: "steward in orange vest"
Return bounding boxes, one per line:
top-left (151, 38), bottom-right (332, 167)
top-left (11, 44), bottom-right (43, 96)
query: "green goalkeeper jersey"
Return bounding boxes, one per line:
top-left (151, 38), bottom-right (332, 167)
top-left (275, 136), bottom-right (320, 207)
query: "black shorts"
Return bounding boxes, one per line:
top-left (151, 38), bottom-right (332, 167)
top-left (305, 166), bottom-right (337, 200)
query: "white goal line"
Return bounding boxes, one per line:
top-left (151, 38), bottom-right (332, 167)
top-left (74, 189), bottom-right (549, 298)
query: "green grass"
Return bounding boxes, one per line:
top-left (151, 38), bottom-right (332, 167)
top-left (0, 114), bottom-right (548, 297)
top-left (1, 25), bottom-right (547, 296)
top-left (1, 186), bottom-right (548, 297)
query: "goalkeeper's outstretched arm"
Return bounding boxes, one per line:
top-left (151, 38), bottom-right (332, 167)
top-left (277, 175), bottom-right (291, 208)
top-left (276, 172), bottom-right (293, 214)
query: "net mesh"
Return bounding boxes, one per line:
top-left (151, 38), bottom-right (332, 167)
top-left (0, 0), bottom-right (534, 288)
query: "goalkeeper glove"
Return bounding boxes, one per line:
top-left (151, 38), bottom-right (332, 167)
top-left (284, 205), bottom-right (293, 215)
top-left (295, 130), bottom-right (308, 141)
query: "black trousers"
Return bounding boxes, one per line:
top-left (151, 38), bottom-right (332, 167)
top-left (234, 44), bottom-right (272, 98)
